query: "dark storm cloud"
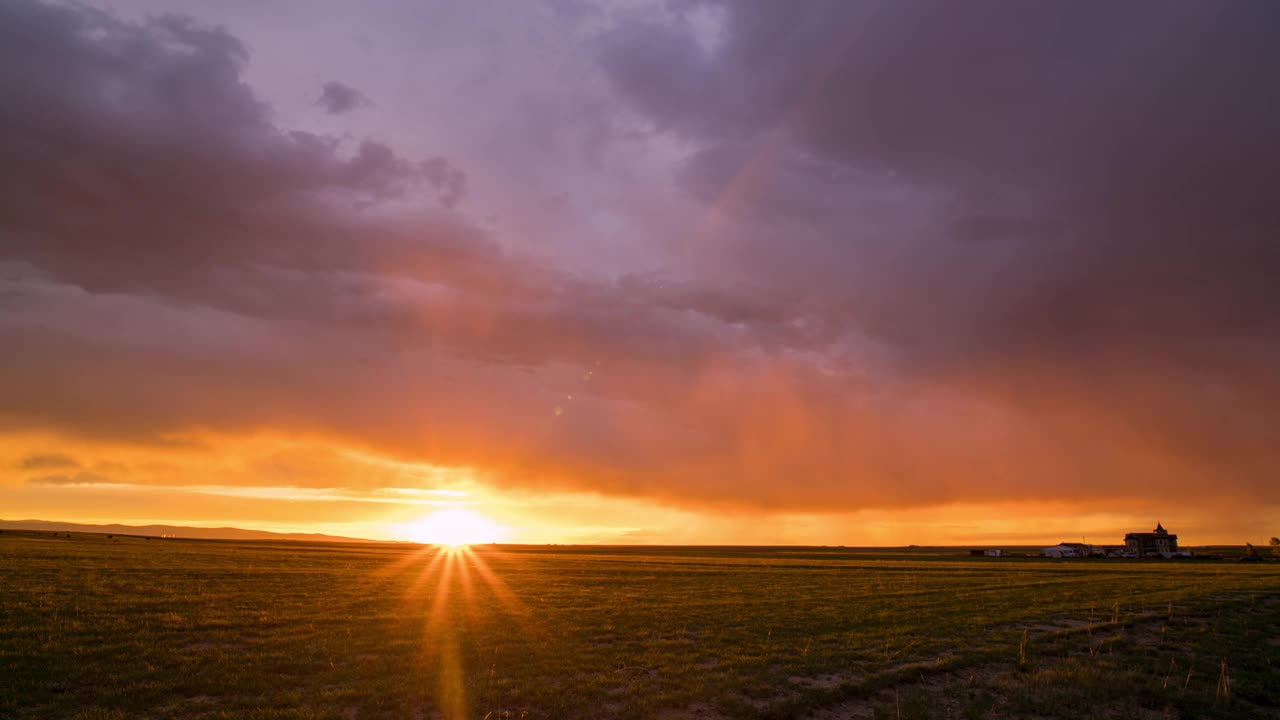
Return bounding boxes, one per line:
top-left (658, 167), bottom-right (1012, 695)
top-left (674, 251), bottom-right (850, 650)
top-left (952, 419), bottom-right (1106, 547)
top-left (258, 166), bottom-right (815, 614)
top-left (0, 0), bottom-right (469, 306)
top-left (315, 80), bottom-right (370, 114)
top-left (600, 1), bottom-right (1280, 360)
top-left (592, 0), bottom-right (1280, 501)
top-left (0, 5), bottom-right (503, 361)
top-left (601, 1), bottom-right (1280, 344)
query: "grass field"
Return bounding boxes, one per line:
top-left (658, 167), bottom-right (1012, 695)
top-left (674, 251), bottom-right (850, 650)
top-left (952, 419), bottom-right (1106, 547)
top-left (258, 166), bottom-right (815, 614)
top-left (2, 532), bottom-right (1277, 719)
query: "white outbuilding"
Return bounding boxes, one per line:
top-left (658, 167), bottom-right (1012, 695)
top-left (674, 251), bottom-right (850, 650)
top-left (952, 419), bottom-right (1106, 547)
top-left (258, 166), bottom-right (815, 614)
top-left (1043, 542), bottom-right (1093, 558)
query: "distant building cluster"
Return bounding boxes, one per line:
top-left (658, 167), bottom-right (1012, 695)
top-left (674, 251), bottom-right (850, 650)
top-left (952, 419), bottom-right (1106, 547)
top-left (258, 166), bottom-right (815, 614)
top-left (1043, 523), bottom-right (1188, 559)
top-left (968, 523), bottom-right (1197, 560)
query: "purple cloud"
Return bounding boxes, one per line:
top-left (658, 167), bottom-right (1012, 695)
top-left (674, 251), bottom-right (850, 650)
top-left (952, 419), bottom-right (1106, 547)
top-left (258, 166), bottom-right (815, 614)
top-left (316, 80), bottom-right (371, 114)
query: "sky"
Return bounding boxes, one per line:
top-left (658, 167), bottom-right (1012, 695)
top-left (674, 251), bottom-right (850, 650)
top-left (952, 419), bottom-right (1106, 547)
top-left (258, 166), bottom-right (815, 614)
top-left (1, 0), bottom-right (1277, 546)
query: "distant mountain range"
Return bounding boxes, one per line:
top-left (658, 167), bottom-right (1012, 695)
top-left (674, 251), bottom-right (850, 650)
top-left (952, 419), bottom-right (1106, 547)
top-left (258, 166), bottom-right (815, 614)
top-left (0, 518), bottom-right (388, 544)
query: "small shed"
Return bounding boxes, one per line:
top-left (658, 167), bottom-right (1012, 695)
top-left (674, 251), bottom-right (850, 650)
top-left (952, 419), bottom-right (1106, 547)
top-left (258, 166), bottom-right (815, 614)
top-left (1043, 542), bottom-right (1093, 558)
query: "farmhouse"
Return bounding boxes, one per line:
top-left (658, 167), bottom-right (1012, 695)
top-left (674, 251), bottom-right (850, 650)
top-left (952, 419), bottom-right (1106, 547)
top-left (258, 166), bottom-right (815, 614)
top-left (1043, 542), bottom-right (1094, 558)
top-left (1124, 523), bottom-right (1179, 557)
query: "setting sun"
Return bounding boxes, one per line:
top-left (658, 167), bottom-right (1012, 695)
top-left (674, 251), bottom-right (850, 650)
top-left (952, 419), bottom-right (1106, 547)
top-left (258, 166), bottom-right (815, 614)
top-left (401, 509), bottom-right (507, 547)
